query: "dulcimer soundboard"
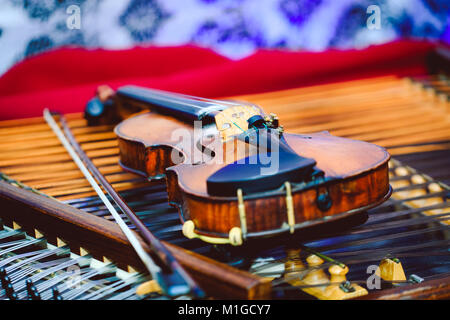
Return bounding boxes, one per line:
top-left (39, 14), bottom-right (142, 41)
top-left (0, 74), bottom-right (449, 300)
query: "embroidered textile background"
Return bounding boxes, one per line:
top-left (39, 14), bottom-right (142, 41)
top-left (0, 0), bottom-right (448, 75)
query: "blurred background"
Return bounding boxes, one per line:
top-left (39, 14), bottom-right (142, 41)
top-left (0, 0), bottom-right (448, 76)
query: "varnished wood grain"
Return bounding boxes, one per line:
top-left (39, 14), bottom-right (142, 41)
top-left (357, 275), bottom-right (450, 300)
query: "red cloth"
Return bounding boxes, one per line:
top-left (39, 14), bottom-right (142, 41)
top-left (0, 40), bottom-right (436, 120)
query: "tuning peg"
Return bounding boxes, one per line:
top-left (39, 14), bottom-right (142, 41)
top-left (328, 264), bottom-right (349, 284)
top-left (26, 279), bottom-right (41, 300)
top-left (52, 287), bottom-right (63, 300)
top-left (302, 254), bottom-right (328, 285)
top-left (0, 267), bottom-right (7, 287)
top-left (5, 282), bottom-right (17, 300)
top-left (1, 274), bottom-right (11, 289)
top-left (285, 249), bottom-right (304, 272)
top-left (325, 264), bottom-right (368, 299)
top-left (97, 85), bottom-right (115, 103)
top-left (84, 86), bottom-right (118, 126)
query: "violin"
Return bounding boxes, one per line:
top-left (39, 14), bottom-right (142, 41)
top-left (85, 85), bottom-right (391, 246)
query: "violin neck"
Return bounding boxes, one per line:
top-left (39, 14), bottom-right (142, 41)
top-left (116, 85), bottom-right (223, 125)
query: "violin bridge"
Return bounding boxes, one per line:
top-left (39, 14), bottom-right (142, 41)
top-left (214, 106), bottom-right (260, 141)
top-left (375, 258), bottom-right (407, 282)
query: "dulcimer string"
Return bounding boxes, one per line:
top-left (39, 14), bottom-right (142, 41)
top-left (43, 109), bottom-right (204, 299)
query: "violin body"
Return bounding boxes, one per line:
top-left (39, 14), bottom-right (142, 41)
top-left (85, 84), bottom-right (390, 245)
top-left (115, 109), bottom-right (391, 245)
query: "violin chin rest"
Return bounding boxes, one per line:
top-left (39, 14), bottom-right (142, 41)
top-left (206, 151), bottom-right (317, 197)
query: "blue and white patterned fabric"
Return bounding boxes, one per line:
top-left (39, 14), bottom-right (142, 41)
top-left (0, 0), bottom-right (448, 75)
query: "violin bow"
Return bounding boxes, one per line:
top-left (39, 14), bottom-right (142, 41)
top-left (43, 109), bottom-right (204, 299)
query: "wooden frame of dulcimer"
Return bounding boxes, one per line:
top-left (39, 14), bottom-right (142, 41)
top-left (85, 85), bottom-right (392, 246)
top-left (0, 180), bottom-right (272, 299)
